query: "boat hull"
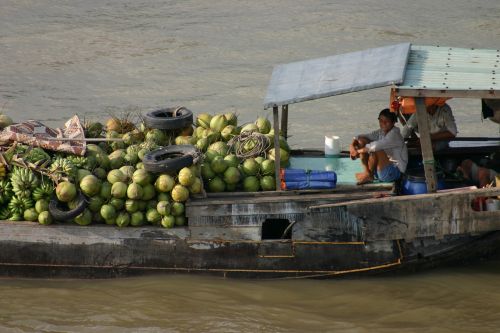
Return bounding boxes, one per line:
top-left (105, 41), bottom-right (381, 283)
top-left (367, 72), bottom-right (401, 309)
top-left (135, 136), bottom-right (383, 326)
top-left (0, 221), bottom-right (498, 279)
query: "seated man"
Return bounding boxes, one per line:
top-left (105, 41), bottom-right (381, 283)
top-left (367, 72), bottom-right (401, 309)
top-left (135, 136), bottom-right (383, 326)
top-left (401, 101), bottom-right (458, 149)
top-left (457, 158), bottom-right (498, 188)
top-left (350, 109), bottom-right (408, 185)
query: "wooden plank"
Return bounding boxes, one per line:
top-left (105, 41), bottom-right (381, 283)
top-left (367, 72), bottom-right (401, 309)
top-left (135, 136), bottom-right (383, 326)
top-left (415, 97), bottom-right (437, 193)
top-left (273, 106), bottom-right (281, 191)
top-left (308, 187), bottom-right (500, 241)
top-left (186, 192), bottom-right (383, 218)
top-left (281, 105), bottom-right (289, 139)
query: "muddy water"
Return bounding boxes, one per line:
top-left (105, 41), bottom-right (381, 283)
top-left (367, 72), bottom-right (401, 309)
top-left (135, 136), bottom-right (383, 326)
top-left (1, 0), bottom-right (500, 331)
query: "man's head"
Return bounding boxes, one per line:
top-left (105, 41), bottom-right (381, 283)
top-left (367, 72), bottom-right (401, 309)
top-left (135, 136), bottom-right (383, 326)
top-left (378, 108), bottom-right (397, 133)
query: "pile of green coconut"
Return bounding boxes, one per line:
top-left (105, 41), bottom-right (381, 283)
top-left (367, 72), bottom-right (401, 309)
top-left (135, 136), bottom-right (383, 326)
top-left (183, 112), bottom-right (291, 192)
top-left (0, 111), bottom-right (291, 227)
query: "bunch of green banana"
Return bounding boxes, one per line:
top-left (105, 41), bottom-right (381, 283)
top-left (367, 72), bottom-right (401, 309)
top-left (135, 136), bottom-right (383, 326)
top-left (10, 167), bottom-right (39, 199)
top-left (25, 147), bottom-right (51, 164)
top-left (49, 157), bottom-right (77, 180)
top-left (67, 155), bottom-right (88, 169)
top-left (8, 196), bottom-right (34, 217)
top-left (0, 179), bottom-right (13, 205)
top-left (32, 182), bottom-right (55, 201)
top-left (0, 207), bottom-right (10, 220)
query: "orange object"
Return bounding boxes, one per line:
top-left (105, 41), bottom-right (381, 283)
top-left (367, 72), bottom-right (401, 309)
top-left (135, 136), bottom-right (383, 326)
top-left (400, 97), bottom-right (451, 114)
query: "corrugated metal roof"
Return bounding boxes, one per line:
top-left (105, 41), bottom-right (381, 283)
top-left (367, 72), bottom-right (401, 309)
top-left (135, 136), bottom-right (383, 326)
top-left (263, 43), bottom-right (500, 109)
top-left (263, 43), bottom-right (411, 109)
top-left (397, 45), bottom-right (499, 93)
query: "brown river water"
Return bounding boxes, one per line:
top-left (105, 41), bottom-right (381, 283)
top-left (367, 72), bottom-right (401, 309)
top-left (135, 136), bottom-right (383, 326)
top-left (1, 0), bottom-right (500, 331)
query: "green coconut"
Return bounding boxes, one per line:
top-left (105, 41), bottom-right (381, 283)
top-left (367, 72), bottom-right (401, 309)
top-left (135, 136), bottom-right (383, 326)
top-left (175, 216), bottom-right (187, 226)
top-left (142, 183), bottom-right (156, 201)
top-left (255, 116), bottom-right (271, 134)
top-left (196, 137), bottom-right (209, 152)
top-left (188, 177), bottom-right (203, 194)
top-left (35, 199), bottom-right (49, 214)
top-left (267, 148), bottom-right (290, 164)
top-left (127, 183), bottom-right (144, 200)
top-left (239, 123), bottom-right (259, 134)
top-left (208, 176), bottom-right (225, 192)
top-left (260, 159), bottom-right (275, 176)
top-left (88, 196), bottom-right (105, 213)
top-left (80, 175), bottom-right (101, 197)
top-left (243, 176), bottom-right (260, 192)
top-left (210, 156), bottom-right (228, 174)
top-left (223, 154), bottom-right (240, 168)
top-left (111, 182), bottom-right (128, 198)
top-left (161, 215), bottom-right (175, 228)
top-left (110, 198), bottom-right (125, 211)
top-left (115, 212), bottom-right (130, 228)
top-left (171, 202), bottom-right (185, 216)
top-left (74, 209), bottom-right (92, 226)
top-left (156, 200), bottom-right (171, 216)
top-left (201, 163), bottom-right (216, 180)
top-left (38, 211), bottom-right (52, 225)
top-left (24, 208), bottom-right (38, 222)
top-left (155, 174), bottom-right (175, 193)
top-left (171, 184), bottom-right (189, 202)
top-left (224, 112), bottom-right (238, 126)
top-left (223, 166), bottom-right (241, 185)
top-left (209, 114), bottom-right (228, 132)
top-left (146, 208), bottom-right (161, 224)
top-left (260, 175), bottom-right (276, 191)
top-left (196, 113), bottom-right (212, 129)
top-left (178, 167), bottom-right (195, 186)
top-left (100, 204), bottom-right (116, 220)
top-left (130, 211), bottom-right (145, 227)
top-left (119, 165), bottom-right (136, 182)
top-left (132, 168), bottom-right (151, 186)
top-left (56, 181), bottom-right (77, 203)
top-left (107, 169), bottom-right (126, 184)
top-left (125, 199), bottom-right (140, 213)
top-left (76, 169), bottom-right (92, 183)
top-left (241, 158), bottom-right (260, 176)
top-left (220, 125), bottom-right (237, 142)
top-left (0, 114), bottom-right (14, 129)
top-left (208, 141), bottom-right (229, 156)
top-left (100, 181), bottom-right (112, 200)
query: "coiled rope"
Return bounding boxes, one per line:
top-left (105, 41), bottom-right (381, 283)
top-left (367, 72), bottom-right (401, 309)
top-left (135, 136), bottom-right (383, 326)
top-left (228, 131), bottom-right (270, 159)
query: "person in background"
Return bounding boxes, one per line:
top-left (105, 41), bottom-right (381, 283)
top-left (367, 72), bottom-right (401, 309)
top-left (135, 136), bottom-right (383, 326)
top-left (457, 155), bottom-right (499, 188)
top-left (350, 109), bottom-right (408, 185)
top-left (401, 101), bottom-right (458, 149)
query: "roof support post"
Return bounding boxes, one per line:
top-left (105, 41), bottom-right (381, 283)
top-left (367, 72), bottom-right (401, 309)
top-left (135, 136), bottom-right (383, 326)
top-left (281, 105), bottom-right (288, 140)
top-left (415, 97), bottom-right (437, 193)
top-left (273, 106), bottom-right (281, 191)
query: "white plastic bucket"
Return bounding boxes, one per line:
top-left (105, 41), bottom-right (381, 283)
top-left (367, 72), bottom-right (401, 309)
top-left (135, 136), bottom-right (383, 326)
top-left (486, 198), bottom-right (500, 211)
top-left (325, 135), bottom-right (341, 156)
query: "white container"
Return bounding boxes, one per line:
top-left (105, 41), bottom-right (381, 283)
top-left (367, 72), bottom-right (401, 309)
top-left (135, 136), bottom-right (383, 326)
top-left (486, 198), bottom-right (500, 211)
top-left (325, 135), bottom-right (341, 156)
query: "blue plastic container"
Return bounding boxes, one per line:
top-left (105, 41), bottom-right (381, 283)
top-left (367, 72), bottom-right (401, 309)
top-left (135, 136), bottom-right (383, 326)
top-left (402, 169), bottom-right (446, 195)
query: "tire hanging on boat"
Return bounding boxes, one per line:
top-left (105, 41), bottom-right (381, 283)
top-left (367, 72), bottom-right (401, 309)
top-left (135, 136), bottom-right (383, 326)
top-left (143, 145), bottom-right (201, 173)
top-left (144, 107), bottom-right (193, 130)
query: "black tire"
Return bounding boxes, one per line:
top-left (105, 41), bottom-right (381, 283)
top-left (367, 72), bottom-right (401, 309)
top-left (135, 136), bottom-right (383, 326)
top-left (49, 191), bottom-right (87, 221)
top-left (144, 107), bottom-right (193, 130)
top-left (143, 145), bottom-right (201, 173)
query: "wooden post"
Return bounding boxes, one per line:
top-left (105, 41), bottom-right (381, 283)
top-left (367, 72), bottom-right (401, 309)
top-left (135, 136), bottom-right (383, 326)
top-left (273, 106), bottom-right (281, 191)
top-left (281, 105), bottom-right (288, 140)
top-left (415, 97), bottom-right (437, 193)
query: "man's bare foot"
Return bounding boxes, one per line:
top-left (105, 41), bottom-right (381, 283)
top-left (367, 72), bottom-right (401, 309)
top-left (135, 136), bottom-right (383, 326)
top-left (356, 173), bottom-right (374, 185)
top-left (355, 172), bottom-right (366, 181)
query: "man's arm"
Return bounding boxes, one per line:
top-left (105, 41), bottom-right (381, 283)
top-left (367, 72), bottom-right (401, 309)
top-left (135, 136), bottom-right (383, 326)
top-left (430, 130), bottom-right (455, 141)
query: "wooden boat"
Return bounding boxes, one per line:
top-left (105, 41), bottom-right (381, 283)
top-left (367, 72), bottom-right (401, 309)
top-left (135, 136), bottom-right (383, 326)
top-left (0, 43), bottom-right (499, 279)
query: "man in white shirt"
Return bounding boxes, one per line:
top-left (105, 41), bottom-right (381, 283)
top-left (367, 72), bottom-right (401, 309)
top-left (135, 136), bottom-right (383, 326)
top-left (401, 103), bottom-right (458, 142)
top-left (350, 109), bottom-right (408, 185)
